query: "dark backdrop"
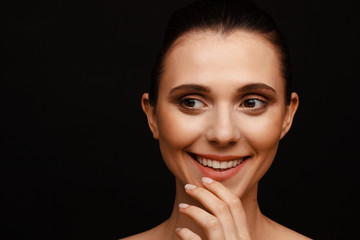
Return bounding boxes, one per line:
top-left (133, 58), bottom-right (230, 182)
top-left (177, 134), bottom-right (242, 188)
top-left (2, 0), bottom-right (359, 239)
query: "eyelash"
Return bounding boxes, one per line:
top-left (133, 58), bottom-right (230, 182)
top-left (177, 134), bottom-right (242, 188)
top-left (178, 97), bottom-right (207, 112)
top-left (177, 95), bottom-right (268, 113)
top-left (240, 97), bottom-right (267, 111)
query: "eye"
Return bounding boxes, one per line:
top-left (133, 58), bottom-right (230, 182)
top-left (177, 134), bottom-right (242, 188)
top-left (240, 98), bottom-right (266, 109)
top-left (181, 98), bottom-right (205, 109)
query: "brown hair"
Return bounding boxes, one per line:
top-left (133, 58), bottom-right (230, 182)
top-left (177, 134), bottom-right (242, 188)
top-left (149, 0), bottom-right (292, 106)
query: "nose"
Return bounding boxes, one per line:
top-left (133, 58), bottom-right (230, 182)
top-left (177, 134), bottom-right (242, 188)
top-left (206, 105), bottom-right (241, 147)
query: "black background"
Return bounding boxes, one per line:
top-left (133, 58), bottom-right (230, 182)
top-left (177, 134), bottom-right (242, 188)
top-left (2, 0), bottom-right (360, 239)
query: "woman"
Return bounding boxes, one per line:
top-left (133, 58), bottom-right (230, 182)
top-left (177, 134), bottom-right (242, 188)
top-left (123, 0), bottom-right (310, 239)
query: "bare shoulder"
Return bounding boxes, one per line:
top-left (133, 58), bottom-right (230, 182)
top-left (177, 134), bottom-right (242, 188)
top-left (119, 229), bottom-right (157, 240)
top-left (119, 231), bottom-right (148, 240)
top-left (276, 224), bottom-right (312, 240)
top-left (265, 217), bottom-right (312, 240)
top-left (119, 222), bottom-right (166, 240)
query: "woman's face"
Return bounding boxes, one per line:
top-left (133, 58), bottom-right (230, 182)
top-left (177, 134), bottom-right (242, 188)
top-left (142, 30), bottom-right (298, 198)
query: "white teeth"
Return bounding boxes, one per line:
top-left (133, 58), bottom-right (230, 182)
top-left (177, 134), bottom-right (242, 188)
top-left (196, 156), bottom-right (244, 170)
top-left (213, 160), bottom-right (220, 169)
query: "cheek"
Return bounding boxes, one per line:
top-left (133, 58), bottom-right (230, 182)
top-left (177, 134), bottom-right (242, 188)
top-left (155, 106), bottom-right (205, 171)
top-left (240, 109), bottom-right (284, 153)
top-left (230, 110), bottom-right (285, 197)
top-left (158, 111), bottom-right (203, 149)
top-left (155, 107), bottom-right (206, 182)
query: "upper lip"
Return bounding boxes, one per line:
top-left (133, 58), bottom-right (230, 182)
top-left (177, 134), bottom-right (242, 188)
top-left (189, 152), bottom-right (247, 161)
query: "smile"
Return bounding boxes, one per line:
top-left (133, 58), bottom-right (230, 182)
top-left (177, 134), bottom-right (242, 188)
top-left (193, 154), bottom-right (245, 170)
top-left (188, 152), bottom-right (249, 181)
top-left (189, 153), bottom-right (249, 172)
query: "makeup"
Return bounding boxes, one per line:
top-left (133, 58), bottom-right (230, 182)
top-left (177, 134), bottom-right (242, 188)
top-left (143, 30), bottom-right (298, 196)
top-left (187, 152), bottom-right (250, 181)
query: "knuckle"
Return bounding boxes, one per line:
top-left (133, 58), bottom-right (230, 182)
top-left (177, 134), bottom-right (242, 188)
top-left (205, 217), bottom-right (220, 229)
top-left (229, 197), bottom-right (241, 208)
top-left (214, 202), bottom-right (228, 212)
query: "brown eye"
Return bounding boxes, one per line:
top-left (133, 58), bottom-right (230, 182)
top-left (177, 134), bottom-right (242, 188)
top-left (184, 99), bottom-right (197, 108)
top-left (241, 99), bottom-right (265, 108)
top-left (181, 98), bottom-right (205, 109)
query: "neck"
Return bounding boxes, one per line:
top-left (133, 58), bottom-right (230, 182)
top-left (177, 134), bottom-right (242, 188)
top-left (161, 179), bottom-right (266, 240)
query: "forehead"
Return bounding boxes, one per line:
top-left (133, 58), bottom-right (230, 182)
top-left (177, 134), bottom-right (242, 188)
top-left (160, 30), bottom-right (284, 94)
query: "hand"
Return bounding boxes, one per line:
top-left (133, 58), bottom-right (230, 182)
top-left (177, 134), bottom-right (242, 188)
top-left (176, 177), bottom-right (252, 240)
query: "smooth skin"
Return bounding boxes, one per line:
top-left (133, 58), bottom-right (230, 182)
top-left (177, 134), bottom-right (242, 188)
top-left (122, 30), bottom-right (310, 240)
top-left (177, 177), bottom-right (252, 239)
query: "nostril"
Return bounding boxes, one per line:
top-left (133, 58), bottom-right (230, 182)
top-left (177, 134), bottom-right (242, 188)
top-left (207, 127), bottom-right (240, 147)
top-left (209, 138), bottom-right (237, 147)
top-left (206, 109), bottom-right (241, 146)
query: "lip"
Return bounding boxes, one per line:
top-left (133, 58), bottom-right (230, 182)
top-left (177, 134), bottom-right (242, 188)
top-left (190, 152), bottom-right (245, 161)
top-left (187, 152), bottom-right (249, 181)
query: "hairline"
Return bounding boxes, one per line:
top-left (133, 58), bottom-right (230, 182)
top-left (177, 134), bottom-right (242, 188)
top-left (155, 28), bottom-right (288, 104)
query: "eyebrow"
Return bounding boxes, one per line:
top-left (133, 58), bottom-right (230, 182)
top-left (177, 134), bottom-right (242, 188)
top-left (169, 84), bottom-right (210, 95)
top-left (169, 82), bottom-right (276, 95)
top-left (238, 83), bottom-right (277, 94)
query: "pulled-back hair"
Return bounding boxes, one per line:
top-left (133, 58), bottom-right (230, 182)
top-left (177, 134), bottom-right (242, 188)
top-left (149, 0), bottom-right (292, 106)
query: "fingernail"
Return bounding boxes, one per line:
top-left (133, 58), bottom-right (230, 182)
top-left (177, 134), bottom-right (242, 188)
top-left (202, 177), bottom-right (214, 184)
top-left (179, 203), bottom-right (189, 209)
top-left (175, 227), bottom-right (181, 232)
top-left (184, 184), bottom-right (196, 190)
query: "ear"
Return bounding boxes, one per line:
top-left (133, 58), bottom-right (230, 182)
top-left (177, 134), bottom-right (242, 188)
top-left (280, 92), bottom-right (299, 140)
top-left (141, 93), bottom-right (159, 139)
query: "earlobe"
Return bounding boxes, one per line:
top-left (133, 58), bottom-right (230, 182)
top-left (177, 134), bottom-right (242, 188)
top-left (141, 93), bottom-right (159, 139)
top-left (280, 92), bottom-right (299, 140)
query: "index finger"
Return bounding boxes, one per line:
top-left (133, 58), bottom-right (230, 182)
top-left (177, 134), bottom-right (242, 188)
top-left (201, 177), bottom-right (251, 238)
